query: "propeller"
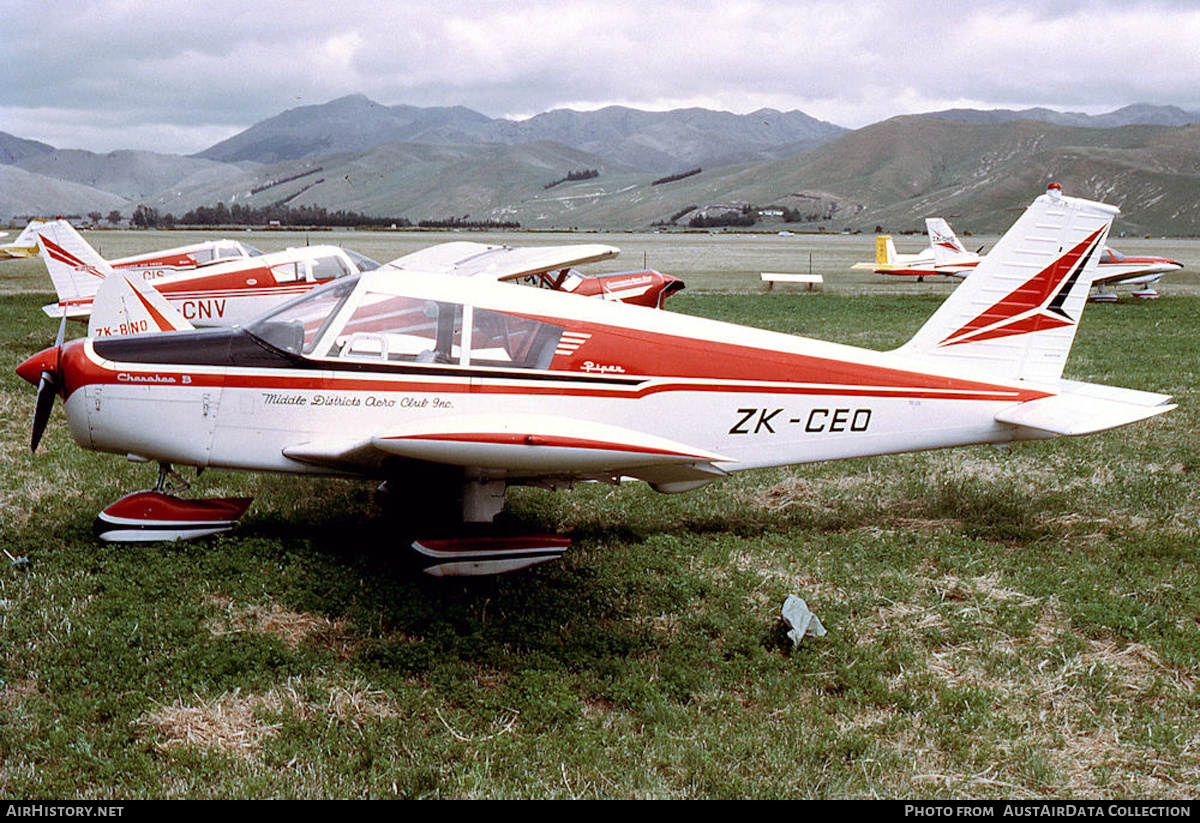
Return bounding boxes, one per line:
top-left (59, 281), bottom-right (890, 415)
top-left (22, 314), bottom-right (67, 453)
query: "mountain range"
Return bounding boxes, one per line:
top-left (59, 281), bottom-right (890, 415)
top-left (3, 95), bottom-right (1200, 235)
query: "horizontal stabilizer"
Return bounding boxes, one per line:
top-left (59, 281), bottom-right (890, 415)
top-left (996, 381), bottom-right (1174, 436)
top-left (384, 241), bottom-right (619, 281)
top-left (41, 303), bottom-right (91, 320)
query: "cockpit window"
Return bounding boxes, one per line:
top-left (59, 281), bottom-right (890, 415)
top-left (557, 272), bottom-right (584, 292)
top-left (272, 261), bottom-right (302, 283)
top-left (245, 274), bottom-right (564, 371)
top-left (311, 254), bottom-right (353, 281)
top-left (325, 294), bottom-right (462, 363)
top-left (246, 276), bottom-right (358, 355)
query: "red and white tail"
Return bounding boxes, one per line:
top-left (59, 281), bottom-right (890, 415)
top-left (35, 220), bottom-right (112, 312)
top-left (926, 217), bottom-right (974, 265)
top-left (899, 185), bottom-right (1117, 387)
top-left (88, 270), bottom-right (193, 338)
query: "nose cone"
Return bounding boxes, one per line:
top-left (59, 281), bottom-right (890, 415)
top-left (16, 346), bottom-right (58, 386)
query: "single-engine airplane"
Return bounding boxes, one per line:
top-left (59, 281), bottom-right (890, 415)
top-left (98, 235), bottom-right (263, 277)
top-left (18, 185), bottom-right (1174, 575)
top-left (1089, 246), bottom-right (1183, 301)
top-left (0, 219), bottom-right (51, 260)
top-left (24, 219), bottom-right (262, 271)
top-left (360, 240), bottom-right (683, 308)
top-left (855, 216), bottom-right (1182, 299)
top-left (36, 219), bottom-right (383, 328)
top-left (851, 218), bottom-right (981, 280)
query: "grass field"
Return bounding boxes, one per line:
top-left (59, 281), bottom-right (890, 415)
top-left (1, 232), bottom-right (1198, 798)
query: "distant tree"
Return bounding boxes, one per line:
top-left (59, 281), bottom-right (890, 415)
top-left (131, 204), bottom-right (160, 228)
top-left (106, 210), bottom-right (123, 225)
top-left (652, 168), bottom-right (702, 186)
top-left (87, 212), bottom-right (102, 225)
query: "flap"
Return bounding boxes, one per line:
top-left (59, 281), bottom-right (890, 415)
top-left (283, 414), bottom-right (733, 476)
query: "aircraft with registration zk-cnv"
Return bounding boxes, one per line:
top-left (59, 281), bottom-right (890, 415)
top-left (17, 185), bottom-right (1175, 575)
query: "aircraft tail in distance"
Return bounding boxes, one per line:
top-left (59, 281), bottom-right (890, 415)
top-left (36, 220), bottom-right (113, 313)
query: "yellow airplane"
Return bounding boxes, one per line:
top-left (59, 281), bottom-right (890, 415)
top-left (0, 219), bottom-right (50, 260)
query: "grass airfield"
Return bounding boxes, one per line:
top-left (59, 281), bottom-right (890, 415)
top-left (1, 229), bottom-right (1199, 799)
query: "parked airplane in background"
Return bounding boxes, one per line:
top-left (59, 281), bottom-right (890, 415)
top-left (100, 235), bottom-right (264, 277)
top-left (36, 219), bottom-right (382, 327)
top-left (0, 219), bottom-right (51, 259)
top-left (18, 185), bottom-right (1174, 575)
top-left (384, 240), bottom-right (684, 308)
top-left (855, 216), bottom-right (1182, 299)
top-left (1089, 246), bottom-right (1184, 301)
top-left (852, 218), bottom-right (981, 280)
top-left (37, 223), bottom-right (682, 332)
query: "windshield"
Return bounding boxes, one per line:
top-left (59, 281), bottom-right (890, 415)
top-left (346, 249), bottom-right (381, 272)
top-left (245, 275), bottom-right (359, 355)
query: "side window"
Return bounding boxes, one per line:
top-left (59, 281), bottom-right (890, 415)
top-left (191, 248), bottom-right (214, 265)
top-left (469, 309), bottom-right (563, 370)
top-left (272, 262), bottom-right (302, 284)
top-left (329, 295), bottom-right (462, 363)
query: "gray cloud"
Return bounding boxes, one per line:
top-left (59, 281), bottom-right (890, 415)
top-left (3, 0), bottom-right (1198, 153)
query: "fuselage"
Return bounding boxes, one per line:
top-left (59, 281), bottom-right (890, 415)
top-left (44, 270), bottom-right (1051, 485)
top-left (1094, 248), bottom-right (1183, 288)
top-left (54, 246), bottom-right (378, 328)
top-left (109, 239), bottom-right (262, 278)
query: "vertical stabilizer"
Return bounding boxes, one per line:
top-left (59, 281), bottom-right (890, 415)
top-left (8, 219), bottom-right (51, 249)
top-left (926, 217), bottom-right (971, 264)
top-left (88, 270), bottom-right (194, 338)
top-left (876, 235), bottom-right (896, 266)
top-left (897, 185), bottom-right (1117, 387)
top-left (36, 220), bottom-right (112, 306)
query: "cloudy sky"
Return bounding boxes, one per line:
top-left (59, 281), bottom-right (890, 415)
top-left (4, 0), bottom-right (1200, 155)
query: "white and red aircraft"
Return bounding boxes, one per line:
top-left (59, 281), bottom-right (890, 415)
top-left (855, 216), bottom-right (1182, 299)
top-left (18, 185), bottom-right (1174, 575)
top-left (1089, 246), bottom-right (1183, 301)
top-left (30, 219), bottom-right (262, 271)
top-left (36, 219), bottom-right (382, 326)
top-left (851, 218), bottom-right (981, 280)
top-left (381, 240), bottom-right (684, 308)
